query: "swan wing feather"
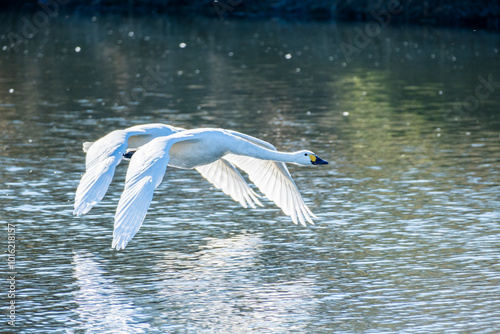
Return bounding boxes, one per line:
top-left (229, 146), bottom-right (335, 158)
top-left (225, 154), bottom-right (316, 226)
top-left (196, 160), bottom-right (263, 209)
top-left (112, 137), bottom-right (172, 250)
top-left (223, 131), bottom-right (316, 226)
top-left (74, 124), bottom-right (181, 216)
top-left (224, 130), bottom-right (316, 225)
top-left (112, 134), bottom-right (196, 250)
top-left (74, 130), bottom-right (129, 215)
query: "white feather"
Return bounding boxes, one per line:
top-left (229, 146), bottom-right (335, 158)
top-left (196, 160), bottom-right (263, 208)
top-left (113, 137), bottom-right (172, 250)
top-left (74, 130), bottom-right (128, 215)
top-left (224, 130), bottom-right (317, 226)
top-left (225, 155), bottom-right (316, 226)
top-left (73, 124), bottom-right (181, 215)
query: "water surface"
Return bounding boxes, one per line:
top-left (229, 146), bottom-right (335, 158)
top-left (1, 12), bottom-right (500, 333)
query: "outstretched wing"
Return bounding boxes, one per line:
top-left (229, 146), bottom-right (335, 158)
top-left (112, 132), bottom-right (201, 250)
top-left (196, 159), bottom-right (263, 208)
top-left (112, 137), bottom-right (172, 250)
top-left (74, 124), bottom-right (181, 216)
top-left (224, 131), bottom-right (316, 226)
top-left (74, 130), bottom-right (129, 216)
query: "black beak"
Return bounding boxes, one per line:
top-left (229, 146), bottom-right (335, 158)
top-left (123, 149), bottom-right (137, 159)
top-left (312, 156), bottom-right (328, 165)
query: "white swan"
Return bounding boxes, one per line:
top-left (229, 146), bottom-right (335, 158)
top-left (73, 123), bottom-right (183, 215)
top-left (74, 125), bottom-right (328, 250)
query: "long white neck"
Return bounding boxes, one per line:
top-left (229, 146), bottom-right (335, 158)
top-left (229, 139), bottom-right (298, 164)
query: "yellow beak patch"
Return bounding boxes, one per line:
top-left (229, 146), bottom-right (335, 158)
top-left (309, 154), bottom-right (317, 162)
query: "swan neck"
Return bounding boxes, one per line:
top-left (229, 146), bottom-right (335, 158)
top-left (258, 149), bottom-right (294, 163)
top-left (235, 144), bottom-right (295, 163)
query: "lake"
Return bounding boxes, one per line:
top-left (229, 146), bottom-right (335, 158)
top-left (1, 10), bottom-right (500, 333)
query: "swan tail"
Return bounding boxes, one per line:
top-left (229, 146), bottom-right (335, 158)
top-left (82, 142), bottom-right (94, 153)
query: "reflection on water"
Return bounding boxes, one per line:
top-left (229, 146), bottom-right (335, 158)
top-left (73, 251), bottom-right (151, 333)
top-left (155, 234), bottom-right (315, 332)
top-left (0, 11), bottom-right (500, 333)
top-left (73, 235), bottom-right (317, 333)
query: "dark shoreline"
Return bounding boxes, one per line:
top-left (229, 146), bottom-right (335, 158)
top-left (2, 0), bottom-right (500, 30)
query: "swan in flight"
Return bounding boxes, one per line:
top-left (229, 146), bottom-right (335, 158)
top-left (73, 123), bottom-right (183, 216)
top-left (74, 124), bottom-right (328, 250)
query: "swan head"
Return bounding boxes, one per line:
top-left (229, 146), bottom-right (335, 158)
top-left (294, 150), bottom-right (328, 166)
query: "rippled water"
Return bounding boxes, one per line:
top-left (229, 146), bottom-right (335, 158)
top-left (1, 11), bottom-right (500, 333)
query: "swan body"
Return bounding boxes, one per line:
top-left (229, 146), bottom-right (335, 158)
top-left (74, 125), bottom-right (328, 250)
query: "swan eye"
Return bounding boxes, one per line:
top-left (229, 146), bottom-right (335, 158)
top-left (304, 153), bottom-right (308, 156)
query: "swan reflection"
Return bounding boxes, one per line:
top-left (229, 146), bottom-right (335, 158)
top-left (72, 251), bottom-right (150, 333)
top-left (155, 233), bottom-right (317, 332)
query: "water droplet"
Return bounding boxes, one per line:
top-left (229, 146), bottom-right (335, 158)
top-left (295, 68), bottom-right (301, 72)
top-left (343, 112), bottom-right (349, 116)
top-left (128, 31), bottom-right (134, 37)
top-left (285, 53), bottom-right (292, 59)
top-left (75, 46), bottom-right (81, 52)
top-left (179, 43), bottom-right (187, 48)
top-left (8, 88), bottom-right (14, 93)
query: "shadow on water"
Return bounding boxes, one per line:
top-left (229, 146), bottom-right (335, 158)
top-left (0, 11), bottom-right (499, 333)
